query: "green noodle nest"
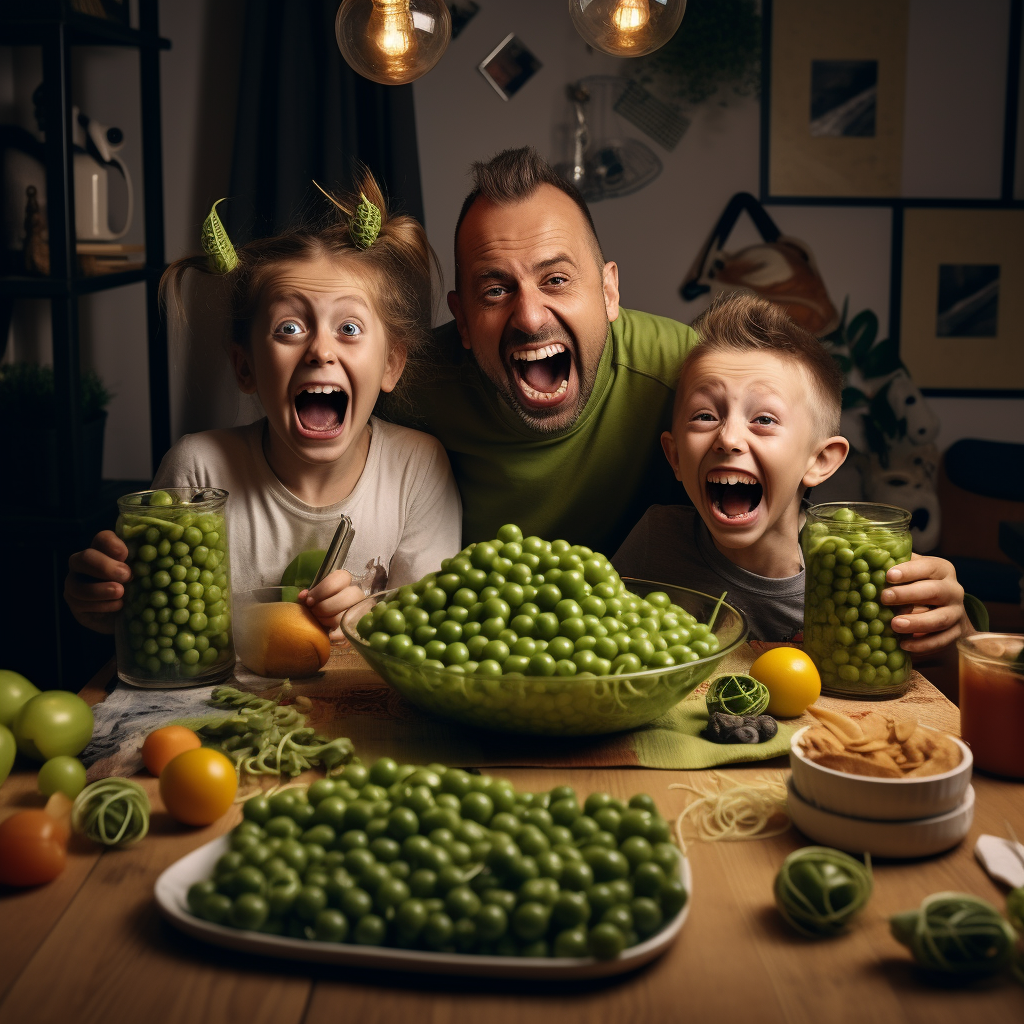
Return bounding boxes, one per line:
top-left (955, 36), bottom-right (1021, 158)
top-left (72, 778), bottom-right (151, 847)
top-left (705, 673), bottom-right (769, 716)
top-left (774, 846), bottom-right (873, 938)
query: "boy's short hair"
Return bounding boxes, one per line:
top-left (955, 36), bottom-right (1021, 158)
top-left (682, 294), bottom-right (844, 437)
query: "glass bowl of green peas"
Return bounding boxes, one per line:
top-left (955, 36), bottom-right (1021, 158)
top-left (340, 527), bottom-right (747, 736)
top-left (114, 488), bottom-right (234, 688)
top-left (801, 502), bottom-right (913, 699)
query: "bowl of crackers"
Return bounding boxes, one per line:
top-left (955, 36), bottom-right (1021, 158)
top-left (789, 706), bottom-right (972, 822)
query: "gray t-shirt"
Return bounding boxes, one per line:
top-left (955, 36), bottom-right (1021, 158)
top-left (152, 416), bottom-right (462, 595)
top-left (612, 505), bottom-right (805, 642)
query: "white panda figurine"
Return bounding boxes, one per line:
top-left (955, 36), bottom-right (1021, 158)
top-left (885, 370), bottom-right (940, 446)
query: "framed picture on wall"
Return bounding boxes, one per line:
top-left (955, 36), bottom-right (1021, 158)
top-left (766, 0), bottom-right (909, 197)
top-left (899, 208), bottom-right (1024, 391)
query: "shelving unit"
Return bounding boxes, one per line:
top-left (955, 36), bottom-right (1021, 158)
top-left (0, 0), bottom-right (170, 689)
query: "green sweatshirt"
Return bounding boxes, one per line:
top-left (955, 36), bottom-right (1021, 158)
top-left (401, 308), bottom-right (700, 556)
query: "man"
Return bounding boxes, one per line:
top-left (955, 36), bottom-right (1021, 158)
top-left (404, 146), bottom-right (699, 554)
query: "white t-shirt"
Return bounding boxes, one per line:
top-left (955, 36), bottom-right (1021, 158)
top-left (152, 416), bottom-right (462, 595)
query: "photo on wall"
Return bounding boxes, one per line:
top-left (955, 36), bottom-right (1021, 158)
top-left (936, 264), bottom-right (1000, 338)
top-left (448, 1), bottom-right (479, 39)
top-left (900, 209), bottom-right (1024, 390)
top-left (479, 34), bottom-right (542, 101)
top-left (768, 0), bottom-right (908, 197)
top-left (810, 60), bottom-right (877, 137)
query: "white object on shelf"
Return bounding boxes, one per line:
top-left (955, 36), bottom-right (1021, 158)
top-left (155, 834), bottom-right (692, 979)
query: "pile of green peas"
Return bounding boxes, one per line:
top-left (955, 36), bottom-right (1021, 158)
top-left (355, 524), bottom-right (720, 679)
top-left (115, 488), bottom-right (233, 683)
top-left (801, 504), bottom-right (912, 696)
top-left (188, 757), bottom-right (687, 960)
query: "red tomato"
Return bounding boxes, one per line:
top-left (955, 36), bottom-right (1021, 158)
top-left (0, 808), bottom-right (69, 886)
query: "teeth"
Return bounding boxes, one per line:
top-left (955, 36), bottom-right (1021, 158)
top-left (303, 385), bottom-right (341, 395)
top-left (512, 343), bottom-right (566, 362)
top-left (520, 377), bottom-right (569, 402)
top-left (707, 471), bottom-right (758, 486)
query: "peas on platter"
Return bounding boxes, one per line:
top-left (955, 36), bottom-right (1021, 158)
top-left (114, 488), bottom-right (234, 687)
top-left (801, 504), bottom-right (912, 698)
top-left (188, 758), bottom-right (688, 961)
top-left (342, 526), bottom-right (746, 736)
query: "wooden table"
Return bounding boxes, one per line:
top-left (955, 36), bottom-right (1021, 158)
top-left (1, 665), bottom-right (1022, 1024)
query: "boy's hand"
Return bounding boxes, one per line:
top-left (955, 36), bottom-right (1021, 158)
top-left (64, 530), bottom-right (131, 633)
top-left (300, 569), bottom-right (365, 638)
top-left (880, 554), bottom-right (972, 654)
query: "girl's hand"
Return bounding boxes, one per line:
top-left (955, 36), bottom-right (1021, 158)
top-left (64, 530), bottom-right (131, 634)
top-left (880, 554), bottom-right (972, 654)
top-left (300, 569), bottom-right (365, 638)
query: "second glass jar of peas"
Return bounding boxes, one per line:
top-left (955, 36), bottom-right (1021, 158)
top-left (802, 502), bottom-right (913, 698)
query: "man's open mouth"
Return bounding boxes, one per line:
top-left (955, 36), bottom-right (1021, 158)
top-left (294, 384), bottom-right (349, 438)
top-left (510, 343), bottom-right (573, 405)
top-left (706, 469), bottom-right (763, 522)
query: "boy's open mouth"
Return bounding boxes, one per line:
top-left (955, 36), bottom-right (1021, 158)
top-left (294, 384), bottom-right (349, 439)
top-left (510, 343), bottom-right (573, 407)
top-left (706, 469), bottom-right (763, 523)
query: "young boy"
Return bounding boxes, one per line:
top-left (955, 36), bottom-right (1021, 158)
top-left (613, 294), bottom-right (970, 653)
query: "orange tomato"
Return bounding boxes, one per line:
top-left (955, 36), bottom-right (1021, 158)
top-left (159, 747), bottom-right (237, 826)
top-left (749, 647), bottom-right (821, 718)
top-left (0, 804), bottom-right (70, 886)
top-left (141, 725), bottom-right (201, 776)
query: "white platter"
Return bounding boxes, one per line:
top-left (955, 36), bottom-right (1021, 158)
top-left (786, 777), bottom-right (975, 859)
top-left (155, 835), bottom-right (692, 979)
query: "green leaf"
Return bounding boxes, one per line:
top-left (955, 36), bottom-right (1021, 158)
top-left (201, 198), bottom-right (238, 273)
top-left (848, 310), bottom-right (878, 364)
top-left (863, 339), bottom-right (901, 379)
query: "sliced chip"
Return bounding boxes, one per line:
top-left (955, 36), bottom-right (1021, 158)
top-left (807, 705), bottom-right (865, 744)
top-left (811, 753), bottom-right (903, 779)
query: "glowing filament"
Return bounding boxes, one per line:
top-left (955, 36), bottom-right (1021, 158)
top-left (373, 0), bottom-right (415, 57)
top-left (611, 0), bottom-right (650, 33)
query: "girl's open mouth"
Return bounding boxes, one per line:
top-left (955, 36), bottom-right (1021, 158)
top-left (510, 343), bottom-right (573, 407)
top-left (707, 470), bottom-right (763, 525)
top-left (294, 384), bottom-right (349, 439)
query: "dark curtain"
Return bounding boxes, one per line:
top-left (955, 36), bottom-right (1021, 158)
top-left (227, 0), bottom-right (425, 240)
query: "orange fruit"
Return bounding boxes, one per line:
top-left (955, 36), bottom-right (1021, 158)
top-left (159, 747), bottom-right (237, 826)
top-left (749, 647), bottom-right (821, 718)
top-left (141, 725), bottom-right (202, 776)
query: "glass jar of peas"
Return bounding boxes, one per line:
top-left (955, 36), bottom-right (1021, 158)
top-left (802, 503), bottom-right (913, 699)
top-left (114, 487), bottom-right (234, 688)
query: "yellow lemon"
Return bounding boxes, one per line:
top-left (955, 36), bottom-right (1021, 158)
top-left (749, 647), bottom-right (821, 718)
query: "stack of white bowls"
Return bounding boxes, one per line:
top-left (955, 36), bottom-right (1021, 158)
top-left (787, 726), bottom-right (974, 858)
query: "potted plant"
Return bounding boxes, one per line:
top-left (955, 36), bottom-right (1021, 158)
top-left (0, 362), bottom-right (112, 505)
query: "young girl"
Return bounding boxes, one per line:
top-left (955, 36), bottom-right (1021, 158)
top-left (65, 171), bottom-right (461, 636)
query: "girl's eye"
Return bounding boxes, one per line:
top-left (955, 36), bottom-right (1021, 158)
top-left (754, 415), bottom-right (776, 426)
top-left (692, 412), bottom-right (716, 422)
top-left (340, 322), bottom-right (362, 337)
top-left (277, 321), bottom-right (303, 336)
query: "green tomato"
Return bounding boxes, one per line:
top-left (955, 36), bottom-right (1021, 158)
top-left (0, 670), bottom-right (41, 727)
top-left (0, 723), bottom-right (15, 787)
top-left (12, 691), bottom-right (94, 762)
top-left (37, 755), bottom-right (87, 799)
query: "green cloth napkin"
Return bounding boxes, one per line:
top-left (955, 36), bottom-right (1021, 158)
top-left (628, 695), bottom-right (796, 769)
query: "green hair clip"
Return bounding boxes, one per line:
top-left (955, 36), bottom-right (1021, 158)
top-left (349, 193), bottom-right (382, 249)
top-left (313, 181), bottom-right (382, 249)
top-left (201, 198), bottom-right (238, 273)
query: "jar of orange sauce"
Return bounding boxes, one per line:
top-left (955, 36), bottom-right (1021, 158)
top-left (957, 632), bottom-right (1024, 778)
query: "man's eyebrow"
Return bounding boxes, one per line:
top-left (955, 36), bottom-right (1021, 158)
top-left (534, 253), bottom-right (578, 272)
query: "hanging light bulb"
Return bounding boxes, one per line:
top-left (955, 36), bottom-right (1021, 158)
top-left (335, 0), bottom-right (451, 86)
top-left (569, 0), bottom-right (686, 58)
